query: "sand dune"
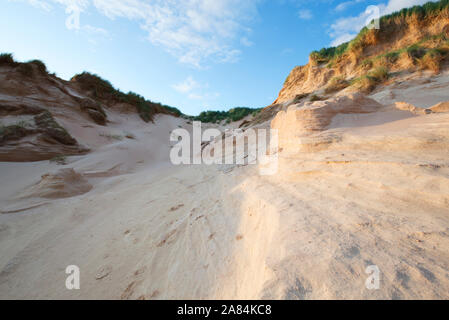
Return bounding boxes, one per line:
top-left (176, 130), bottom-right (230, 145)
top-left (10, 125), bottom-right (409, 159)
top-left (1, 71), bottom-right (449, 300)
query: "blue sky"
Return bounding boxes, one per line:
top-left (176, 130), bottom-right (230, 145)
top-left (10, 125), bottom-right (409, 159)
top-left (1, 0), bottom-right (434, 115)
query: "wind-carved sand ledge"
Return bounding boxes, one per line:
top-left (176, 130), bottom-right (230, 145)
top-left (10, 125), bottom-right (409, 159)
top-left (0, 68), bottom-right (449, 299)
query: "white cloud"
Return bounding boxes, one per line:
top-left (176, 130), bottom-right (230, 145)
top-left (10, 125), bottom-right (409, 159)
top-left (17, 0), bottom-right (259, 68)
top-left (335, 0), bottom-right (365, 12)
top-left (172, 76), bottom-right (219, 101)
top-left (330, 33), bottom-right (356, 47)
top-left (172, 76), bottom-right (200, 94)
top-left (382, 0), bottom-right (435, 14)
top-left (298, 9), bottom-right (313, 20)
top-left (330, 0), bottom-right (437, 46)
top-left (20, 0), bottom-right (52, 10)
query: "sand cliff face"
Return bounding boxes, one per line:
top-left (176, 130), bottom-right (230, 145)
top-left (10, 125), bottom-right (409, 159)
top-left (275, 10), bottom-right (449, 105)
top-left (0, 65), bottom-right (106, 161)
top-left (271, 93), bottom-right (383, 152)
top-left (0, 63), bottom-right (176, 162)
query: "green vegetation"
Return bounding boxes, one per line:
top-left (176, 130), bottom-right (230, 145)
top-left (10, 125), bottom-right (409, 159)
top-left (27, 60), bottom-right (48, 74)
top-left (71, 72), bottom-right (182, 122)
top-left (352, 66), bottom-right (390, 93)
top-left (324, 76), bottom-right (350, 94)
top-left (34, 111), bottom-right (77, 145)
top-left (0, 53), bottom-right (49, 77)
top-left (0, 54), bottom-right (182, 122)
top-left (0, 121), bottom-right (33, 144)
top-left (406, 44), bottom-right (427, 59)
top-left (191, 107), bottom-right (261, 123)
top-left (358, 34), bottom-right (449, 73)
top-left (0, 53), bottom-right (16, 66)
top-left (2, 53), bottom-right (263, 123)
top-left (310, 42), bottom-right (349, 64)
top-left (420, 48), bottom-right (444, 72)
top-left (309, 94), bottom-right (326, 102)
top-left (293, 93), bottom-right (310, 103)
top-left (381, 0), bottom-right (449, 20)
top-left (368, 66), bottom-right (389, 81)
top-left (309, 0), bottom-right (449, 64)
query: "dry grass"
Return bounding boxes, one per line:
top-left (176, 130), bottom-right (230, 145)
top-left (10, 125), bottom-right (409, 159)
top-left (71, 72), bottom-right (181, 122)
top-left (352, 67), bottom-right (390, 93)
top-left (418, 49), bottom-right (444, 73)
top-left (369, 66), bottom-right (389, 82)
top-left (352, 76), bottom-right (378, 93)
top-left (277, 2), bottom-right (449, 106)
top-left (293, 93), bottom-right (310, 103)
top-left (310, 94), bottom-right (326, 102)
top-left (324, 76), bottom-right (350, 94)
top-left (305, 2), bottom-right (449, 85)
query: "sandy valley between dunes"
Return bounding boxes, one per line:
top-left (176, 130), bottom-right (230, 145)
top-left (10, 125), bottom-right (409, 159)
top-left (1, 71), bottom-right (449, 300)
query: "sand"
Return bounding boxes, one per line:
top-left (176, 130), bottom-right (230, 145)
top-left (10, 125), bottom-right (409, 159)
top-left (1, 71), bottom-right (449, 300)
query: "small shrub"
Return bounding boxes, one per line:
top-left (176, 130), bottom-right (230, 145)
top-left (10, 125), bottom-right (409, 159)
top-left (34, 111), bottom-right (77, 145)
top-left (72, 72), bottom-right (116, 99)
top-left (419, 49), bottom-right (444, 73)
top-left (384, 51), bottom-right (400, 62)
top-left (369, 66), bottom-right (389, 82)
top-left (0, 53), bottom-right (16, 66)
top-left (71, 72), bottom-right (181, 122)
top-left (310, 94), bottom-right (325, 102)
top-left (192, 107), bottom-right (261, 123)
top-left (406, 44), bottom-right (426, 60)
top-left (325, 76), bottom-right (350, 94)
top-left (293, 93), bottom-right (310, 103)
top-left (27, 60), bottom-right (47, 75)
top-left (136, 101), bottom-right (155, 123)
top-left (17, 63), bottom-right (34, 77)
top-left (0, 123), bottom-right (32, 143)
top-left (163, 105), bottom-right (183, 117)
top-left (352, 76), bottom-right (377, 93)
top-left (352, 67), bottom-right (389, 93)
top-left (310, 42), bottom-right (349, 63)
top-left (375, 51), bottom-right (400, 68)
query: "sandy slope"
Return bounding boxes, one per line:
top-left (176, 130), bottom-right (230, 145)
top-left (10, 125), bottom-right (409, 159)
top-left (1, 72), bottom-right (449, 300)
